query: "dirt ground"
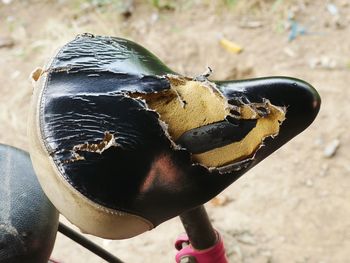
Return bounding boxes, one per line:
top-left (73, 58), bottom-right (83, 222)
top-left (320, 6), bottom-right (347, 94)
top-left (1, 0), bottom-right (350, 262)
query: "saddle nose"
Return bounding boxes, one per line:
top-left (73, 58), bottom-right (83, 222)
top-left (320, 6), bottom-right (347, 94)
top-left (215, 77), bottom-right (321, 162)
top-left (217, 77), bottom-right (320, 134)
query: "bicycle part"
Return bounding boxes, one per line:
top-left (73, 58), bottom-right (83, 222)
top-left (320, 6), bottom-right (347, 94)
top-left (179, 206), bottom-right (217, 250)
top-left (0, 144), bottom-right (59, 263)
top-left (58, 222), bottom-right (124, 263)
top-left (0, 144), bottom-right (125, 262)
top-left (29, 34), bottom-right (320, 239)
top-left (176, 205), bottom-right (228, 263)
top-left (175, 232), bottom-right (227, 263)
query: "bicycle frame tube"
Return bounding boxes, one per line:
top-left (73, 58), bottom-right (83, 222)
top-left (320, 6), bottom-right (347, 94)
top-left (177, 205), bottom-right (229, 263)
top-left (58, 223), bottom-right (124, 263)
top-left (180, 206), bottom-right (217, 249)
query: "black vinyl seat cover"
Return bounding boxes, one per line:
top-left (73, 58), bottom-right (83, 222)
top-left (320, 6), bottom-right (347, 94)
top-left (29, 34), bottom-right (320, 239)
top-left (0, 144), bottom-right (59, 263)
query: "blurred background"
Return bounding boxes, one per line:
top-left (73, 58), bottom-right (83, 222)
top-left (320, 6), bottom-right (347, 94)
top-left (0, 0), bottom-right (349, 262)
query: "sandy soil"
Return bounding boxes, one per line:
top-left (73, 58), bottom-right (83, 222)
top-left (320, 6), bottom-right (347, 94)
top-left (1, 0), bottom-right (349, 262)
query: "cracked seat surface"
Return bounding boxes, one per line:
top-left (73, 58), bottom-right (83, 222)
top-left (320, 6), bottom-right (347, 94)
top-left (29, 34), bottom-right (320, 239)
top-left (0, 144), bottom-right (59, 263)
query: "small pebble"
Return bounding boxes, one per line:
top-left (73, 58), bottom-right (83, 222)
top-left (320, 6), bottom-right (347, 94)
top-left (323, 139), bottom-right (340, 158)
top-left (305, 179), bottom-right (313, 187)
top-left (150, 13), bottom-right (159, 23)
top-left (326, 3), bottom-right (338, 16)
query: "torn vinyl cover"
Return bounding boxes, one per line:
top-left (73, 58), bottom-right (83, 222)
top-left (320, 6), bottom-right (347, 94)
top-left (28, 34), bottom-right (320, 239)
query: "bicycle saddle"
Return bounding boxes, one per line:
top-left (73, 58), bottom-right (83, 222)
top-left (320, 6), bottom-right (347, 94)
top-left (29, 34), bottom-right (320, 239)
top-left (0, 144), bottom-right (59, 263)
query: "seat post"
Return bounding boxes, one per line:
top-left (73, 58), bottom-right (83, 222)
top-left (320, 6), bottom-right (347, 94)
top-left (179, 205), bottom-right (217, 250)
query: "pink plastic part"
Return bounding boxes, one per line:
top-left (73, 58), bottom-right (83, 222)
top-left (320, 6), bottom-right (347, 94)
top-left (175, 232), bottom-right (228, 263)
top-left (175, 233), bottom-right (191, 250)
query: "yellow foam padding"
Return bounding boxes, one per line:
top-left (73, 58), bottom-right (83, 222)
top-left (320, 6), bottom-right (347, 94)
top-left (130, 76), bottom-right (230, 140)
top-left (130, 76), bottom-right (285, 168)
top-left (193, 103), bottom-right (285, 167)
